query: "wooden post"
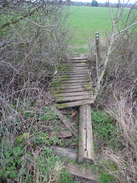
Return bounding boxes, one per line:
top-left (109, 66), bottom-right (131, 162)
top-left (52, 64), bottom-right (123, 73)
top-left (95, 32), bottom-right (100, 78)
top-left (95, 32), bottom-right (99, 58)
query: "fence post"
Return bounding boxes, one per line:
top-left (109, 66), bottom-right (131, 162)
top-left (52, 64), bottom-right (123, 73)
top-left (95, 32), bottom-right (100, 61)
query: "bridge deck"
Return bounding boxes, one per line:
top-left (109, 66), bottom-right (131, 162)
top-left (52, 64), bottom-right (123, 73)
top-left (50, 57), bottom-right (94, 109)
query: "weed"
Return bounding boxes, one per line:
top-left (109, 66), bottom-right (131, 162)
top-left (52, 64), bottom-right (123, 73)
top-left (91, 159), bottom-right (118, 183)
top-left (91, 110), bottom-right (119, 148)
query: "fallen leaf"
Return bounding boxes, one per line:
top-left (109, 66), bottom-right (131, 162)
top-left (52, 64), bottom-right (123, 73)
top-left (71, 110), bottom-right (77, 117)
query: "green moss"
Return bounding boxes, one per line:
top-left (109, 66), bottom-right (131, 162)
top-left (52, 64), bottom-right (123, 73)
top-left (56, 89), bottom-right (63, 93)
top-left (85, 84), bottom-right (92, 90)
top-left (57, 97), bottom-right (63, 101)
top-left (55, 103), bottom-right (67, 108)
top-left (51, 83), bottom-right (61, 86)
top-left (54, 93), bottom-right (61, 97)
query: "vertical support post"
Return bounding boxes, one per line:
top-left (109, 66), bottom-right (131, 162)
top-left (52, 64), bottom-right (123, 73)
top-left (95, 32), bottom-right (100, 59)
top-left (95, 32), bottom-right (100, 78)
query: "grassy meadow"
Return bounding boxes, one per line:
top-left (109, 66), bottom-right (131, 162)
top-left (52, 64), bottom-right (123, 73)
top-left (68, 6), bottom-right (129, 55)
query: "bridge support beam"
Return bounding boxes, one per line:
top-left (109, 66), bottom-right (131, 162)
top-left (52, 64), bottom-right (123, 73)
top-left (78, 104), bottom-right (94, 162)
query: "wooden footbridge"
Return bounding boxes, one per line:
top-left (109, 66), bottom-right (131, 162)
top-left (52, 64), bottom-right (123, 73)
top-left (50, 56), bottom-right (94, 163)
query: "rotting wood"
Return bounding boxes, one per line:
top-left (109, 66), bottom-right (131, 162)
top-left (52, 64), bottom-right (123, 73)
top-left (62, 79), bottom-right (88, 83)
top-left (62, 60), bottom-right (87, 63)
top-left (50, 85), bottom-right (85, 90)
top-left (58, 72), bottom-right (89, 75)
top-left (55, 99), bottom-right (94, 109)
top-left (61, 80), bottom-right (89, 84)
top-left (53, 85), bottom-right (87, 89)
top-left (65, 163), bottom-right (97, 182)
top-left (52, 80), bottom-right (88, 85)
top-left (69, 57), bottom-right (87, 60)
top-left (52, 107), bottom-right (78, 136)
top-left (51, 82), bottom-right (89, 87)
top-left (69, 76), bottom-right (89, 79)
top-left (55, 91), bottom-right (92, 97)
top-left (78, 105), bottom-right (94, 162)
top-left (52, 146), bottom-right (77, 161)
top-left (59, 64), bottom-right (87, 67)
top-left (52, 131), bottom-right (72, 138)
top-left (56, 95), bottom-right (93, 102)
top-left (59, 82), bottom-right (90, 87)
top-left (58, 77), bottom-right (89, 81)
top-left (56, 75), bottom-right (88, 79)
top-left (56, 88), bottom-right (86, 93)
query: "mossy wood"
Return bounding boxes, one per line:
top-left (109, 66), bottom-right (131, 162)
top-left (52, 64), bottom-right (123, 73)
top-left (62, 59), bottom-right (87, 63)
top-left (68, 57), bottom-right (87, 60)
top-left (50, 57), bottom-right (93, 108)
top-left (55, 99), bottom-right (94, 109)
top-left (56, 95), bottom-right (93, 102)
top-left (55, 91), bottom-right (92, 97)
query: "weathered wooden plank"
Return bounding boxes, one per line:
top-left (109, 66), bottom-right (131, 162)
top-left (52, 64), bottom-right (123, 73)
top-left (55, 91), bottom-right (92, 97)
top-left (67, 63), bottom-right (88, 66)
top-left (52, 80), bottom-right (89, 85)
top-left (87, 105), bottom-right (94, 160)
top-left (59, 82), bottom-right (89, 86)
top-left (65, 163), bottom-right (97, 181)
top-left (68, 75), bottom-right (89, 78)
top-left (56, 95), bottom-right (92, 102)
top-left (78, 105), bottom-right (94, 162)
top-left (62, 64), bottom-right (88, 67)
top-left (56, 88), bottom-right (86, 93)
top-left (79, 105), bottom-right (86, 162)
top-left (55, 99), bottom-right (94, 109)
top-left (69, 57), bottom-right (87, 60)
top-left (71, 68), bottom-right (88, 71)
top-left (51, 82), bottom-right (89, 87)
top-left (52, 147), bottom-right (77, 161)
top-left (51, 85), bottom-right (85, 90)
top-left (61, 79), bottom-right (89, 84)
top-left (59, 71), bottom-right (89, 75)
top-left (56, 74), bottom-right (89, 78)
top-left (53, 108), bottom-right (78, 135)
top-left (58, 77), bottom-right (89, 81)
top-left (51, 84), bottom-right (88, 88)
top-left (52, 131), bottom-right (72, 138)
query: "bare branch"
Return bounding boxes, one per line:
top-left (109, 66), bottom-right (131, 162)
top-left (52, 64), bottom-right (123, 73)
top-left (114, 22), bottom-right (137, 36)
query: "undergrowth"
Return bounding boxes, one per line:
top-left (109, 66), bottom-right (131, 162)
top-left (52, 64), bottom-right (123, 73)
top-left (91, 110), bottom-right (120, 150)
top-left (0, 105), bottom-right (78, 183)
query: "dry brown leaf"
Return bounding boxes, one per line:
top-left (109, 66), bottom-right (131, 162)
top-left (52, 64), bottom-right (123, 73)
top-left (71, 110), bottom-right (77, 117)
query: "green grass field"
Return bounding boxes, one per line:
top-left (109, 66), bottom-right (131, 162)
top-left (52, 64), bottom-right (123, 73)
top-left (68, 6), bottom-right (129, 55)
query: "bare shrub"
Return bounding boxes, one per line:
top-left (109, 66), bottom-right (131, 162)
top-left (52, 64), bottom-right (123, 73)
top-left (0, 1), bottom-right (71, 182)
top-left (103, 97), bottom-right (137, 182)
